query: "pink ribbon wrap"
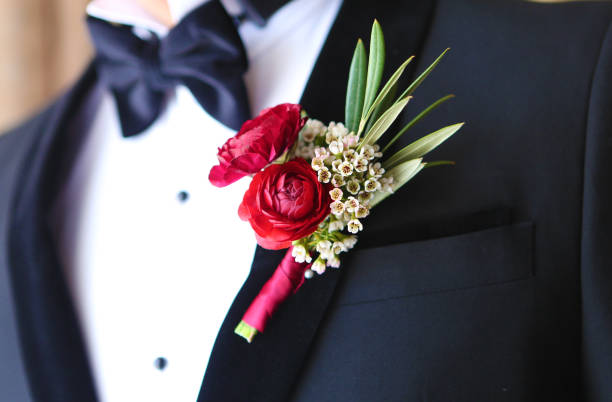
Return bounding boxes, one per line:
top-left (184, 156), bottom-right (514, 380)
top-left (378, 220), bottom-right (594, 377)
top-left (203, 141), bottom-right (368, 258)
top-left (241, 246), bottom-right (310, 333)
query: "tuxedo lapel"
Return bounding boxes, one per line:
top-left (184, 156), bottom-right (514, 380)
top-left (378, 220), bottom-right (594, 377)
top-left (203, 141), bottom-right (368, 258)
top-left (197, 1), bottom-right (436, 401)
top-left (8, 64), bottom-right (102, 402)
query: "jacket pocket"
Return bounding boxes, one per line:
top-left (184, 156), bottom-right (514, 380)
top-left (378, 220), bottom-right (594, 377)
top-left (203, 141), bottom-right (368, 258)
top-left (335, 221), bottom-right (534, 305)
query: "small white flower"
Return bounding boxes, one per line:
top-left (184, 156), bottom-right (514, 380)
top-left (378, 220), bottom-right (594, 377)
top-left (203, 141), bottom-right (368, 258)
top-left (328, 219), bottom-right (345, 232)
top-left (347, 219), bottom-right (364, 234)
top-left (331, 159), bottom-right (343, 172)
top-left (316, 240), bottom-right (332, 253)
top-left (360, 144), bottom-right (377, 160)
top-left (358, 191), bottom-right (373, 204)
top-left (343, 235), bottom-right (358, 249)
top-left (339, 161), bottom-right (354, 177)
top-left (355, 204), bottom-right (369, 218)
top-left (332, 241), bottom-right (347, 254)
top-left (296, 143), bottom-right (315, 159)
top-left (346, 179), bottom-right (360, 195)
top-left (327, 255), bottom-right (341, 268)
top-left (329, 188), bottom-right (343, 201)
top-left (364, 178), bottom-right (381, 192)
top-left (303, 119), bottom-right (325, 141)
top-left (343, 211), bottom-right (352, 221)
top-left (368, 162), bottom-right (385, 178)
top-left (329, 140), bottom-right (344, 154)
top-left (318, 168), bottom-right (331, 183)
top-left (311, 157), bottom-right (325, 171)
top-left (302, 130), bottom-right (316, 143)
top-left (380, 176), bottom-right (394, 192)
top-left (342, 133), bottom-right (359, 148)
top-left (354, 156), bottom-right (369, 172)
top-left (343, 149), bottom-right (358, 163)
top-left (372, 144), bottom-right (383, 158)
top-left (330, 200), bottom-right (345, 216)
top-left (292, 245), bottom-right (309, 263)
top-left (314, 147), bottom-right (329, 158)
top-left (332, 174), bottom-right (345, 187)
top-left (312, 258), bottom-right (326, 275)
top-left (328, 122), bottom-right (349, 139)
top-left (344, 196), bottom-right (359, 212)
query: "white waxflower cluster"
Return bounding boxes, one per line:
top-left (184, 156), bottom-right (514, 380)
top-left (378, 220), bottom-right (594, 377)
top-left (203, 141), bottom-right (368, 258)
top-left (291, 119), bottom-right (395, 275)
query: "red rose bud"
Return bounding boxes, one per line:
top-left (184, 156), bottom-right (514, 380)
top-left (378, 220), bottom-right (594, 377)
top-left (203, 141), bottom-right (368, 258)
top-left (238, 158), bottom-right (332, 250)
top-left (235, 246), bottom-right (310, 342)
top-left (209, 103), bottom-right (306, 187)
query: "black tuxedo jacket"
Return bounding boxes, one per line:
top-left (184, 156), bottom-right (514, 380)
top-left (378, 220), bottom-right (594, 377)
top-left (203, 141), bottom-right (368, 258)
top-left (1, 0), bottom-right (612, 401)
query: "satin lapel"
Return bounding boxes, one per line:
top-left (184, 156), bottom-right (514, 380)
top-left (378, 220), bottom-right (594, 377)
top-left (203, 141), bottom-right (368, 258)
top-left (8, 63), bottom-right (102, 402)
top-left (197, 1), bottom-right (436, 401)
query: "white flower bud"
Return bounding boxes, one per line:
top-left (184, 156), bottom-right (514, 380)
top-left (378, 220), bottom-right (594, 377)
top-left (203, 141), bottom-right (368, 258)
top-left (343, 149), bottom-right (358, 163)
top-left (316, 240), bottom-right (332, 253)
top-left (302, 130), bottom-right (316, 143)
top-left (329, 140), bottom-right (344, 154)
top-left (347, 219), bottom-right (364, 234)
top-left (331, 159), bottom-right (342, 172)
top-left (342, 133), bottom-right (359, 148)
top-left (358, 191), bottom-right (373, 204)
top-left (364, 178), bottom-right (381, 192)
top-left (329, 188), bottom-right (343, 201)
top-left (292, 245), bottom-right (309, 263)
top-left (330, 200), bottom-right (345, 216)
top-left (332, 174), bottom-right (345, 188)
top-left (372, 144), bottom-right (383, 158)
top-left (311, 157), bottom-right (325, 171)
top-left (344, 196), bottom-right (359, 212)
top-left (312, 258), bottom-right (326, 275)
top-left (380, 176), bottom-right (394, 192)
top-left (354, 156), bottom-right (369, 172)
top-left (368, 162), bottom-right (385, 178)
top-left (314, 146), bottom-right (329, 158)
top-left (346, 179), bottom-right (360, 195)
top-left (327, 255), bottom-right (341, 268)
top-left (339, 161), bottom-right (354, 177)
top-left (318, 167), bottom-right (331, 183)
top-left (343, 235), bottom-right (358, 249)
top-left (332, 241), bottom-right (347, 254)
top-left (328, 220), bottom-right (345, 232)
top-left (355, 204), bottom-right (369, 218)
top-left (360, 144), bottom-right (376, 160)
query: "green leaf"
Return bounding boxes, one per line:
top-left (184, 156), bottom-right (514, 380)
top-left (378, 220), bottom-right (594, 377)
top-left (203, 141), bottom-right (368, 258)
top-left (370, 158), bottom-right (424, 207)
top-left (359, 56), bottom-right (414, 134)
top-left (345, 39), bottom-right (368, 133)
top-left (364, 81), bottom-right (398, 135)
top-left (383, 122), bottom-right (464, 169)
top-left (362, 20), bottom-right (385, 121)
top-left (359, 96), bottom-right (411, 149)
top-left (398, 48), bottom-right (450, 100)
top-left (382, 94), bottom-right (455, 153)
top-left (424, 160), bottom-right (456, 168)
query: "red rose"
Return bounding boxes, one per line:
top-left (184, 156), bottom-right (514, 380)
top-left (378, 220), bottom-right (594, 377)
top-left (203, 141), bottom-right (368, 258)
top-left (238, 158), bottom-right (332, 250)
top-left (209, 103), bottom-right (306, 187)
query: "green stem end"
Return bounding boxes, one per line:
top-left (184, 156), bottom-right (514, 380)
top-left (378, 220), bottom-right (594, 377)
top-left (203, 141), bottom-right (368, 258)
top-left (234, 320), bottom-right (259, 343)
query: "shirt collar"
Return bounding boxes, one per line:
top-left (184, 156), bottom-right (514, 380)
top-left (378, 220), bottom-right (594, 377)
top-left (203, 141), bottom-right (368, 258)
top-left (87, 0), bottom-right (244, 37)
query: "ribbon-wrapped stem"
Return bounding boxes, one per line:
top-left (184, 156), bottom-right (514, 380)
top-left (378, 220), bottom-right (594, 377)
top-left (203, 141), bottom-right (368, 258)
top-left (235, 246), bottom-right (310, 342)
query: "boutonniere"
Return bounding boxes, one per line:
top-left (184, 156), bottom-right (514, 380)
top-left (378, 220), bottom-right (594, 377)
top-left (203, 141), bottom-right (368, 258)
top-left (210, 21), bottom-right (463, 343)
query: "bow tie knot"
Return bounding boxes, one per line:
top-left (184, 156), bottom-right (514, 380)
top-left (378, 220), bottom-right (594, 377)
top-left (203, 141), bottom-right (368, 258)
top-left (87, 0), bottom-right (251, 137)
top-left (137, 37), bottom-right (175, 91)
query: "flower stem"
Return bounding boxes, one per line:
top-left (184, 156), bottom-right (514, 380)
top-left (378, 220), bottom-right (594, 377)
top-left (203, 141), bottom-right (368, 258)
top-left (235, 320), bottom-right (259, 343)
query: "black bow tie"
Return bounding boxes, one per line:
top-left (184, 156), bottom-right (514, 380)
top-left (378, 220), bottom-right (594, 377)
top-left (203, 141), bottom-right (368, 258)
top-left (87, 0), bottom-right (251, 137)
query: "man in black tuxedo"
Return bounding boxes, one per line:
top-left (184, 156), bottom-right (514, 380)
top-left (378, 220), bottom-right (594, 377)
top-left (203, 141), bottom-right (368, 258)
top-left (1, 0), bottom-right (611, 401)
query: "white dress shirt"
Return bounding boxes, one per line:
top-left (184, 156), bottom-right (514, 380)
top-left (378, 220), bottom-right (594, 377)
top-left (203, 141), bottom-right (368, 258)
top-left (49, 0), bottom-right (342, 401)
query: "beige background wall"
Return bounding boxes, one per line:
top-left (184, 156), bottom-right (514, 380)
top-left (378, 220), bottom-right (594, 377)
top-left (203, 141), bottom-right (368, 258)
top-left (0, 0), bottom-right (91, 132)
